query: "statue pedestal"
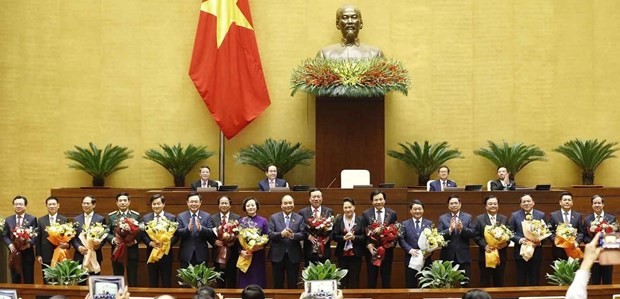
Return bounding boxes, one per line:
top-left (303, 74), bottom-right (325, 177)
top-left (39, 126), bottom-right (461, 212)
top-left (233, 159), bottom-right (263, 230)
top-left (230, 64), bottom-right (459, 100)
top-left (315, 96), bottom-right (385, 188)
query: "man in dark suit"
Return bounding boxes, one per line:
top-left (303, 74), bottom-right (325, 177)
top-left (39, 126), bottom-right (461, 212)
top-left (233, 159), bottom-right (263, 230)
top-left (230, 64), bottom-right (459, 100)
top-left (473, 195), bottom-right (509, 287)
top-left (190, 165), bottom-right (221, 191)
top-left (548, 192), bottom-right (584, 260)
top-left (73, 195), bottom-right (106, 278)
top-left (177, 192), bottom-right (215, 269)
top-left (298, 188), bottom-right (334, 266)
top-left (437, 195), bottom-right (475, 285)
top-left (210, 195), bottom-right (241, 288)
top-left (106, 192), bottom-right (141, 287)
top-left (258, 164), bottom-right (288, 191)
top-left (428, 166), bottom-right (457, 191)
top-left (490, 166), bottom-right (516, 191)
top-left (141, 194), bottom-right (177, 287)
top-left (509, 194), bottom-right (546, 286)
top-left (3, 195), bottom-right (37, 284)
top-left (36, 196), bottom-right (69, 282)
top-left (362, 190), bottom-right (398, 288)
top-left (268, 195), bottom-right (306, 288)
top-left (583, 194), bottom-right (615, 284)
top-left (399, 199), bottom-right (433, 288)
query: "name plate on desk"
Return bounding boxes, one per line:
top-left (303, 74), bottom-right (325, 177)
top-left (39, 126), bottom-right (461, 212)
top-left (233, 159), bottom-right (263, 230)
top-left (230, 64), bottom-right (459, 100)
top-left (197, 187), bottom-right (217, 192)
top-left (269, 187), bottom-right (290, 192)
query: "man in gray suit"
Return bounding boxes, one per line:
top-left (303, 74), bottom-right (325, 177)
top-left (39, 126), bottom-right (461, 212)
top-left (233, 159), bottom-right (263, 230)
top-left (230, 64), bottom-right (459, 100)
top-left (473, 195), bottom-right (509, 287)
top-left (437, 194), bottom-right (475, 286)
top-left (36, 196), bottom-right (68, 283)
top-left (268, 195), bottom-right (306, 288)
top-left (509, 194), bottom-right (546, 286)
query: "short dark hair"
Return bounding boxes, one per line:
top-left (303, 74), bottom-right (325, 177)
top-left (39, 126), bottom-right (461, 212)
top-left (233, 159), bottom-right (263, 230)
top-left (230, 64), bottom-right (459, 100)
top-left (187, 191), bottom-right (202, 201)
top-left (409, 199), bottom-right (424, 209)
top-left (343, 197), bottom-right (355, 206)
top-left (497, 166), bottom-right (508, 171)
top-left (195, 286), bottom-right (216, 299)
top-left (241, 284), bottom-right (265, 299)
top-left (199, 165), bottom-right (211, 172)
top-left (45, 196), bottom-right (59, 205)
top-left (438, 165), bottom-right (450, 173)
top-left (560, 191), bottom-right (573, 199)
top-left (218, 196), bottom-right (231, 205)
top-left (591, 194), bottom-right (605, 204)
top-left (308, 188), bottom-right (321, 196)
top-left (265, 164), bottom-right (277, 172)
top-left (520, 194), bottom-right (533, 202)
top-left (83, 195), bottom-right (96, 205)
top-left (484, 195), bottom-right (498, 205)
top-left (462, 289), bottom-right (492, 299)
top-left (370, 189), bottom-right (386, 201)
top-left (242, 197), bottom-right (260, 212)
top-left (13, 195), bottom-right (28, 206)
top-left (150, 194), bottom-right (165, 204)
top-left (447, 194), bottom-right (460, 203)
top-left (116, 192), bottom-right (130, 201)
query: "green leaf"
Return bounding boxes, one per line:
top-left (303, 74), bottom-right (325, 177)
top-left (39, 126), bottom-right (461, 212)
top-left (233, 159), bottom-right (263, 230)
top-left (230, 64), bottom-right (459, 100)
top-left (64, 142), bottom-right (133, 186)
top-left (473, 140), bottom-right (547, 180)
top-left (387, 141), bottom-right (464, 185)
top-left (234, 139), bottom-right (315, 179)
top-left (300, 260), bottom-right (348, 286)
top-left (143, 143), bottom-right (214, 187)
top-left (176, 263), bottom-right (223, 289)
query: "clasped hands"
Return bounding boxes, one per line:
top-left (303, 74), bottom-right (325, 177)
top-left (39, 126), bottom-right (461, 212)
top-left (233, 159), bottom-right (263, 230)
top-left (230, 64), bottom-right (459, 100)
top-left (281, 228), bottom-right (294, 239)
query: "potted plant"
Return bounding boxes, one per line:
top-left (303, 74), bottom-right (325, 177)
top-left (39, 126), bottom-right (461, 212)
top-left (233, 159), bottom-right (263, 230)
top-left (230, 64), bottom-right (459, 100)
top-left (300, 260), bottom-right (348, 286)
top-left (553, 138), bottom-right (619, 185)
top-left (143, 143), bottom-right (214, 187)
top-left (42, 259), bottom-right (89, 286)
top-left (234, 138), bottom-right (315, 179)
top-left (176, 262), bottom-right (223, 288)
top-left (387, 141), bottom-right (464, 186)
top-left (64, 142), bottom-right (133, 187)
top-left (417, 260), bottom-right (468, 288)
top-left (473, 140), bottom-right (546, 180)
top-left (546, 258), bottom-right (580, 286)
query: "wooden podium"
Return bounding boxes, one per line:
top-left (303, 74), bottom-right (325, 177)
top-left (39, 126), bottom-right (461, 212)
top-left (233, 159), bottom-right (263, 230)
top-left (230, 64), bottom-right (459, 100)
top-left (315, 96), bottom-right (385, 188)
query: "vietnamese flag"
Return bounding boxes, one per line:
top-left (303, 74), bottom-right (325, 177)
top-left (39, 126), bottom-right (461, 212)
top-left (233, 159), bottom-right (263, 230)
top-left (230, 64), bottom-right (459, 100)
top-left (189, 0), bottom-right (271, 139)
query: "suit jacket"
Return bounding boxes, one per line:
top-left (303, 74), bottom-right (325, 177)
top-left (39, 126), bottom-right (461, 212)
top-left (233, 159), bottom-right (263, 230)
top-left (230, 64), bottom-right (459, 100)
top-left (332, 215), bottom-right (366, 257)
top-left (209, 211), bottom-right (241, 258)
top-left (473, 213), bottom-right (509, 263)
top-left (490, 179), bottom-right (516, 191)
top-left (258, 178), bottom-right (288, 191)
top-left (190, 179), bottom-right (219, 191)
top-left (437, 211), bottom-right (475, 263)
top-left (399, 217), bottom-right (433, 261)
top-left (429, 179), bottom-right (457, 191)
top-left (141, 211), bottom-right (178, 256)
top-left (299, 206), bottom-right (334, 259)
top-left (3, 213), bottom-right (38, 249)
top-left (105, 210), bottom-right (142, 260)
top-left (509, 209), bottom-right (546, 260)
top-left (37, 214), bottom-right (68, 263)
top-left (268, 212), bottom-right (306, 263)
top-left (548, 210), bottom-right (584, 244)
top-left (176, 210), bottom-right (215, 263)
top-left (583, 212), bottom-right (616, 243)
top-left (72, 213), bottom-right (106, 263)
top-left (362, 207), bottom-right (398, 258)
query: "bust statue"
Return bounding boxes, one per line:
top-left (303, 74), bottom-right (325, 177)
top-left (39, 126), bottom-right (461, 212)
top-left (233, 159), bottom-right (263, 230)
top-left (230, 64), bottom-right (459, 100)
top-left (317, 4), bottom-right (384, 60)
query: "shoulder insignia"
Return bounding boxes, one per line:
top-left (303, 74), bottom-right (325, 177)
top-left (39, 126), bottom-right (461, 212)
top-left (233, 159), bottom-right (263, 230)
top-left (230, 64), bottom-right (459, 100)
top-left (108, 211), bottom-right (118, 216)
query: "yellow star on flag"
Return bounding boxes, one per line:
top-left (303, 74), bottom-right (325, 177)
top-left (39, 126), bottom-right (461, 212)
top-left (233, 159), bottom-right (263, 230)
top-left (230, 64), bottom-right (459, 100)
top-left (201, 0), bottom-right (254, 48)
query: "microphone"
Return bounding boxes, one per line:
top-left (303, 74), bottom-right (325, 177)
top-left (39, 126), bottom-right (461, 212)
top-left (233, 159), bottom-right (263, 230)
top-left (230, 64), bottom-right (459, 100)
top-left (326, 177), bottom-right (338, 188)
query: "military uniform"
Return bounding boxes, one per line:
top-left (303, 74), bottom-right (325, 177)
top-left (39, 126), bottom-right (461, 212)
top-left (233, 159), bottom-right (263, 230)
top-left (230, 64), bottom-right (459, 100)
top-left (106, 209), bottom-right (141, 286)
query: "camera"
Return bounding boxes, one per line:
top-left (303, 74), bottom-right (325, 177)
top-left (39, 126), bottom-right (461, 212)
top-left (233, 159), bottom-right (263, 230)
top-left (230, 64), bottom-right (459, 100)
top-left (598, 232), bottom-right (620, 265)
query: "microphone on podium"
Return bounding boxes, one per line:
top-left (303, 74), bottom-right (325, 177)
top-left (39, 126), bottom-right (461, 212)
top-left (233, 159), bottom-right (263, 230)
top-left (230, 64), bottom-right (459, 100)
top-left (326, 177), bottom-right (338, 188)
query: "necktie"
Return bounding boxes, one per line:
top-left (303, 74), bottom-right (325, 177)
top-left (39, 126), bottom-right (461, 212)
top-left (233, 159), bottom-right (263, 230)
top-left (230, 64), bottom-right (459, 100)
top-left (377, 210), bottom-right (383, 223)
top-left (50, 216), bottom-right (55, 223)
top-left (222, 214), bottom-right (227, 225)
top-left (415, 220), bottom-right (420, 232)
top-left (191, 214), bottom-right (197, 232)
top-left (17, 215), bottom-right (22, 227)
top-left (156, 214), bottom-right (160, 223)
top-left (564, 212), bottom-right (570, 224)
top-left (285, 215), bottom-right (290, 228)
top-left (313, 209), bottom-right (319, 218)
top-left (442, 181), bottom-right (446, 190)
top-left (202, 181), bottom-right (206, 187)
top-left (525, 212), bottom-right (531, 220)
top-left (269, 180), bottom-right (275, 188)
top-left (597, 215), bottom-right (602, 222)
top-left (85, 214), bottom-right (91, 229)
top-left (490, 215), bottom-right (495, 226)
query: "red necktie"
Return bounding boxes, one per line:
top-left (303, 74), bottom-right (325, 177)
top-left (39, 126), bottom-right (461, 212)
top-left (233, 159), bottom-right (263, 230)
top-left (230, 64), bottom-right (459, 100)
top-left (17, 215), bottom-right (22, 227)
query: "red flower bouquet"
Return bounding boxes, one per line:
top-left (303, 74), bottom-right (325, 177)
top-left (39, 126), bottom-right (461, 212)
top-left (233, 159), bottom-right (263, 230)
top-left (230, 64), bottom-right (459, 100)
top-left (216, 220), bottom-right (240, 266)
top-left (305, 215), bottom-right (334, 257)
top-left (112, 217), bottom-right (141, 265)
top-left (10, 225), bottom-right (38, 275)
top-left (366, 221), bottom-right (401, 267)
top-left (588, 219), bottom-right (618, 236)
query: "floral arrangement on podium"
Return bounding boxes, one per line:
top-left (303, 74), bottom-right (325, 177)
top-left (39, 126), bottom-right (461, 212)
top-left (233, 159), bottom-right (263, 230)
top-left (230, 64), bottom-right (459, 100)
top-left (290, 57), bottom-right (411, 97)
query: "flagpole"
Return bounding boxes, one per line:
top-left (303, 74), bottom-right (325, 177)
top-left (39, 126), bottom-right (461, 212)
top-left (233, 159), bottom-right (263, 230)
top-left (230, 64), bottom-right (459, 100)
top-left (219, 130), bottom-right (225, 184)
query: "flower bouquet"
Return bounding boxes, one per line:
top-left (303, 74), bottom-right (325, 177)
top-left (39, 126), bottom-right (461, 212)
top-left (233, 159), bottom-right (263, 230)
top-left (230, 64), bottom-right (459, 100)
top-left (112, 217), bottom-right (141, 265)
top-left (410, 226), bottom-right (446, 271)
top-left (520, 219), bottom-right (551, 261)
top-left (236, 219), bottom-right (269, 273)
top-left (305, 215), bottom-right (334, 257)
top-left (0, 216), bottom-right (5, 229)
top-left (366, 221), bottom-right (401, 267)
top-left (144, 217), bottom-right (178, 263)
top-left (45, 222), bottom-right (77, 267)
top-left (215, 220), bottom-right (239, 266)
top-left (483, 224), bottom-right (514, 268)
top-left (554, 223), bottom-right (584, 259)
top-left (79, 222), bottom-right (108, 273)
top-left (588, 218), bottom-right (618, 236)
top-left (10, 224), bottom-right (38, 275)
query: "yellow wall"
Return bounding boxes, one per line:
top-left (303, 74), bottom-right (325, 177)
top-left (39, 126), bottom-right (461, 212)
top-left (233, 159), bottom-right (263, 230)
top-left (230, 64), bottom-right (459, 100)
top-left (2, 1), bottom-right (619, 216)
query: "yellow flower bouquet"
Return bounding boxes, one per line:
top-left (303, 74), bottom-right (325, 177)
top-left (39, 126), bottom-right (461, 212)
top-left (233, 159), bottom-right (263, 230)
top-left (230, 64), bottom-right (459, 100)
top-left (483, 224), bottom-right (514, 268)
top-left (554, 223), bottom-right (584, 259)
top-left (45, 222), bottom-right (77, 267)
top-left (236, 220), bottom-right (268, 273)
top-left (79, 222), bottom-right (108, 273)
top-left (521, 219), bottom-right (551, 261)
top-left (144, 217), bottom-right (178, 263)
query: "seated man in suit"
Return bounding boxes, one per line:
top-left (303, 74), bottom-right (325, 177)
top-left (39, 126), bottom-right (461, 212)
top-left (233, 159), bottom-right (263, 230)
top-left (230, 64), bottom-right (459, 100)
top-left (3, 195), bottom-right (38, 284)
top-left (258, 164), bottom-right (288, 191)
top-left (583, 194), bottom-right (615, 284)
top-left (429, 165), bottom-right (457, 191)
top-left (509, 194), bottom-right (546, 286)
top-left (73, 195), bottom-right (106, 278)
top-left (190, 165), bottom-right (221, 191)
top-left (473, 195), bottom-right (509, 287)
top-left (36, 196), bottom-right (69, 283)
top-left (490, 166), bottom-right (516, 191)
top-left (399, 199), bottom-right (433, 288)
top-left (548, 192), bottom-right (584, 260)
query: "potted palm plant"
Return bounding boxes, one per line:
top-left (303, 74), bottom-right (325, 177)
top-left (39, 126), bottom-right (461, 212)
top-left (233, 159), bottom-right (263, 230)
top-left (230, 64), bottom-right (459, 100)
top-left (417, 260), bottom-right (468, 288)
top-left (473, 140), bottom-right (546, 180)
top-left (387, 141), bottom-right (464, 186)
top-left (42, 259), bottom-right (89, 285)
top-left (553, 138), bottom-right (619, 185)
top-left (300, 260), bottom-right (348, 286)
top-left (144, 143), bottom-right (214, 187)
top-left (546, 258), bottom-right (580, 286)
top-left (64, 142), bottom-right (133, 187)
top-left (177, 263), bottom-right (223, 288)
top-left (234, 138), bottom-right (315, 179)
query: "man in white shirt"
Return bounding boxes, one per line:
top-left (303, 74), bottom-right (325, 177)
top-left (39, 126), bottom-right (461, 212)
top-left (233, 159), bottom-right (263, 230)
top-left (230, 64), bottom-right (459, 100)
top-left (428, 166), bottom-right (457, 191)
top-left (210, 195), bottom-right (240, 288)
top-left (548, 192), bottom-right (584, 260)
top-left (258, 165), bottom-right (288, 191)
top-left (298, 188), bottom-right (334, 265)
top-left (583, 194), bottom-right (615, 284)
top-left (36, 196), bottom-right (68, 282)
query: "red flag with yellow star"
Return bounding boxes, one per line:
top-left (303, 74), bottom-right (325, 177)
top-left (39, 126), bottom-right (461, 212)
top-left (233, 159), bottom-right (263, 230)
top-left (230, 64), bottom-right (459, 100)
top-left (189, 0), bottom-right (270, 139)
